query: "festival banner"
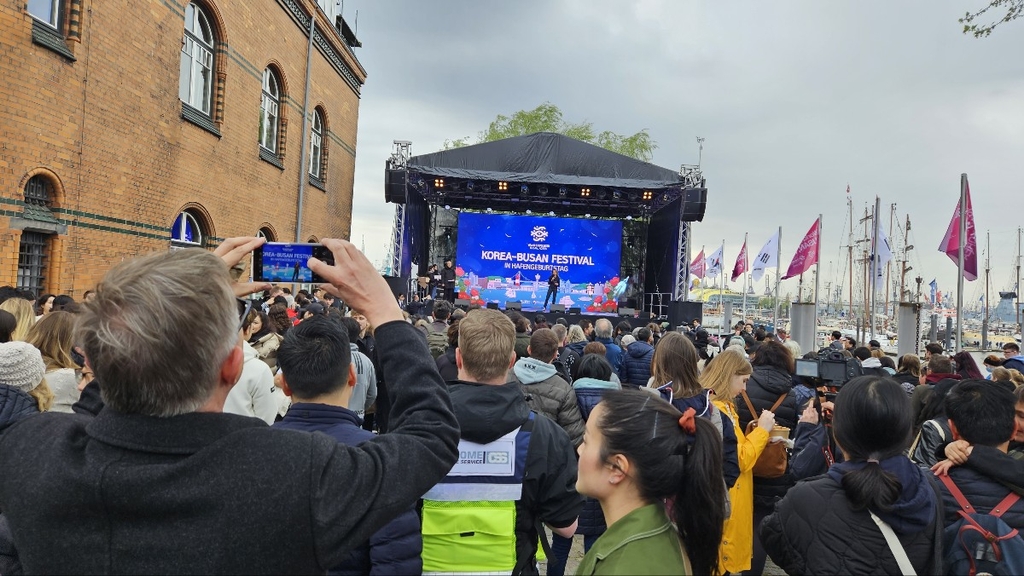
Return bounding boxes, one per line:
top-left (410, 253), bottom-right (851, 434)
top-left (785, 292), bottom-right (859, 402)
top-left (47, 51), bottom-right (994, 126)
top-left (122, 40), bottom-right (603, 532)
top-left (782, 218), bottom-right (820, 280)
top-left (929, 279), bottom-right (937, 305)
top-left (705, 245), bottom-right (724, 278)
top-left (690, 249), bottom-right (706, 279)
top-left (731, 239), bottom-right (748, 282)
top-left (874, 226), bottom-right (895, 289)
top-left (938, 178), bottom-right (978, 281)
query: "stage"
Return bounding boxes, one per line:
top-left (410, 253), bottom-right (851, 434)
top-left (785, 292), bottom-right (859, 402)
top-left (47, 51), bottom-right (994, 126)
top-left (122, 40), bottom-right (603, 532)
top-left (384, 132), bottom-right (709, 322)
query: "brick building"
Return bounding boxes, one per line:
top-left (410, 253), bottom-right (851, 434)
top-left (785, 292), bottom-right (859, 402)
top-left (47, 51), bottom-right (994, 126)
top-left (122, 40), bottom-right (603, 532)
top-left (0, 0), bottom-right (366, 297)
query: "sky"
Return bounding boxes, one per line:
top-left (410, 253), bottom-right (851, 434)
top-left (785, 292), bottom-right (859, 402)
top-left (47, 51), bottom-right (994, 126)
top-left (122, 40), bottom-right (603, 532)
top-left (341, 0), bottom-right (1024, 306)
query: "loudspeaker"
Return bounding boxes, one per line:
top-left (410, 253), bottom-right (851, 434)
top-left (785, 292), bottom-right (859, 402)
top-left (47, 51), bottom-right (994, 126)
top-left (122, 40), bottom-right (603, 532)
top-left (384, 167), bottom-right (407, 204)
top-left (383, 275), bottom-right (408, 299)
top-left (680, 187), bottom-right (708, 222)
top-left (568, 307), bottom-right (581, 314)
top-left (506, 301), bottom-right (522, 311)
top-left (455, 298), bottom-right (471, 309)
top-left (619, 307), bottom-right (636, 317)
top-left (550, 304), bottom-right (565, 313)
top-left (422, 300), bottom-right (434, 317)
top-left (486, 302), bottom-right (499, 310)
top-left (668, 300), bottom-right (702, 327)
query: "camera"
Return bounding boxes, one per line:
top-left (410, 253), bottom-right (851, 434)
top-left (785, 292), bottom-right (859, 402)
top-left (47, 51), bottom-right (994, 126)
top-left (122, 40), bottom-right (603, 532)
top-left (794, 348), bottom-right (864, 387)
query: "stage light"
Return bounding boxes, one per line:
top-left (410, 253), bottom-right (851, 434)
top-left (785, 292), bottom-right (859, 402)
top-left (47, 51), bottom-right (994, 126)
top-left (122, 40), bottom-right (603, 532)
top-left (558, 187), bottom-right (567, 197)
top-left (626, 215), bottom-right (633, 221)
top-left (486, 207), bottom-right (493, 213)
top-left (520, 184), bottom-right (529, 195)
top-left (596, 190), bottom-right (607, 200)
top-left (416, 178), bottom-right (425, 189)
top-left (466, 181), bottom-right (475, 192)
top-left (444, 204), bottom-right (451, 210)
top-left (612, 190), bottom-right (623, 200)
top-left (580, 187), bottom-right (591, 197)
top-left (642, 190), bottom-right (654, 201)
top-left (538, 186), bottom-right (549, 196)
top-left (526, 209), bottom-right (532, 214)
top-left (548, 211), bottom-right (555, 216)
top-left (585, 213), bottom-right (591, 218)
top-left (498, 181), bottom-right (508, 191)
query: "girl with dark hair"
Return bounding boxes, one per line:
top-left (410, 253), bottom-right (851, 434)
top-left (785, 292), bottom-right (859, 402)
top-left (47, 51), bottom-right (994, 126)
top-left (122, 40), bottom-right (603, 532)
top-left (761, 376), bottom-right (942, 575)
top-left (951, 350), bottom-right (984, 380)
top-left (575, 389), bottom-right (726, 575)
top-left (33, 293), bottom-right (55, 318)
top-left (0, 310), bottom-right (16, 343)
top-left (247, 311), bottom-right (283, 371)
top-left (893, 354), bottom-right (922, 395)
top-left (267, 303), bottom-right (292, 336)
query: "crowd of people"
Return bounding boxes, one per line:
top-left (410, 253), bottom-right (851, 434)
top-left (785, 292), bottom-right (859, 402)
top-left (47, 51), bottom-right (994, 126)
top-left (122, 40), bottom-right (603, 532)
top-left (2, 237), bottom-right (1024, 575)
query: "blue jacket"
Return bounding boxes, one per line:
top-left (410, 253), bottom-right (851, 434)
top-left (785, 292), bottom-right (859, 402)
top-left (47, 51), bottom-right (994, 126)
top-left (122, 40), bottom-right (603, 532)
top-left (572, 378), bottom-right (619, 536)
top-left (619, 341), bottom-right (654, 387)
top-left (1004, 355), bottom-right (1024, 373)
top-left (595, 337), bottom-right (624, 376)
top-left (0, 385), bottom-right (38, 434)
top-left (671, 391), bottom-right (740, 489)
top-left (274, 403), bottom-right (422, 576)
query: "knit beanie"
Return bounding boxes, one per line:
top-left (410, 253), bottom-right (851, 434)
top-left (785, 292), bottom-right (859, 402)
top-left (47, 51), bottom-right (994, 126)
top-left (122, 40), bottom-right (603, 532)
top-left (0, 341), bottom-right (46, 393)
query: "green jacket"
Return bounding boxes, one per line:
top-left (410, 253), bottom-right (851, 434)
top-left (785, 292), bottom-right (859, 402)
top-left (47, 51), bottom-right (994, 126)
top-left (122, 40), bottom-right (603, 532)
top-left (575, 503), bottom-right (690, 575)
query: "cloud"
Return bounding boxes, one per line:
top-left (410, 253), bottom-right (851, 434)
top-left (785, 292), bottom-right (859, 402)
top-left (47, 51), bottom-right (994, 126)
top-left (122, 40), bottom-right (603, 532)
top-left (345, 0), bottom-right (1024, 304)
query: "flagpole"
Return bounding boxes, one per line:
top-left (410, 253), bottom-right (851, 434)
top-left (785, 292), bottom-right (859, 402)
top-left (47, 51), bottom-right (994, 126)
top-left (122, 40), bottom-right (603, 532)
top-left (871, 196), bottom-right (880, 342)
top-left (957, 173), bottom-right (967, 352)
top-left (773, 226), bottom-right (782, 331)
top-left (720, 239), bottom-right (725, 315)
top-left (742, 233), bottom-right (748, 322)
top-left (815, 215), bottom-right (822, 340)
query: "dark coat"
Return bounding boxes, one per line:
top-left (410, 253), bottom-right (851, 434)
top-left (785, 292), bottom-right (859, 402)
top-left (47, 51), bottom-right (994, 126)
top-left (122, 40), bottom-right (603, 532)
top-left (436, 347), bottom-right (458, 382)
top-left (0, 386), bottom-right (38, 434)
top-left (760, 470), bottom-right (943, 575)
top-left (514, 332), bottom-right (531, 361)
top-left (0, 321), bottom-right (459, 574)
top-left (619, 341), bottom-right (654, 387)
top-left (573, 382), bottom-right (614, 536)
top-left (275, 403), bottom-right (422, 576)
top-left (939, 459), bottom-right (1024, 530)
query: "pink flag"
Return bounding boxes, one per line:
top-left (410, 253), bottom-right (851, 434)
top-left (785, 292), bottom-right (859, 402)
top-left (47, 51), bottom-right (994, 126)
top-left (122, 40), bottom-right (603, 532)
top-left (731, 240), bottom-right (748, 282)
top-left (782, 218), bottom-right (820, 279)
top-left (938, 179), bottom-right (978, 281)
top-left (690, 249), bottom-right (706, 279)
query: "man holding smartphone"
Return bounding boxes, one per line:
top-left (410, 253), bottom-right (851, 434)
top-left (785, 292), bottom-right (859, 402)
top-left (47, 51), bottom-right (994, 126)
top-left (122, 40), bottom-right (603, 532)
top-left (0, 237), bottom-right (460, 573)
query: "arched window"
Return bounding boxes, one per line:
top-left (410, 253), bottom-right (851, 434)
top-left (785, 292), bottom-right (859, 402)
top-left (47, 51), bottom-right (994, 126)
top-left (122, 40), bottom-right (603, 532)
top-left (256, 227), bottom-right (275, 242)
top-left (309, 109), bottom-right (324, 179)
top-left (17, 175), bottom-right (58, 293)
top-left (24, 175), bottom-right (52, 207)
top-left (179, 3), bottom-right (215, 116)
top-left (259, 68), bottom-right (280, 153)
top-left (170, 210), bottom-right (205, 248)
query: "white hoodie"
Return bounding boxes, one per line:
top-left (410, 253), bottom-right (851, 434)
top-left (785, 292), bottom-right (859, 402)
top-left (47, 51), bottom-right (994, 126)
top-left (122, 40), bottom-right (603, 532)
top-left (223, 340), bottom-right (278, 424)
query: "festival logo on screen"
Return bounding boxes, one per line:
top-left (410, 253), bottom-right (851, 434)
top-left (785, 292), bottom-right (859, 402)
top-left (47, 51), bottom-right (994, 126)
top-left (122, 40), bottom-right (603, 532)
top-left (528, 226), bottom-right (550, 250)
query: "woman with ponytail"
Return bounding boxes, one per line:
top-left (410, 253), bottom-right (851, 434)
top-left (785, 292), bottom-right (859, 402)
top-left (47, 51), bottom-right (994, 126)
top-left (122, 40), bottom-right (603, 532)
top-left (760, 376), bottom-right (943, 575)
top-left (574, 389), bottom-right (726, 575)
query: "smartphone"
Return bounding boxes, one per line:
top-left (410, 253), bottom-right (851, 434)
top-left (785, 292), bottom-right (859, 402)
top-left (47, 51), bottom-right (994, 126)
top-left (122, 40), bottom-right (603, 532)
top-left (252, 242), bottom-right (334, 283)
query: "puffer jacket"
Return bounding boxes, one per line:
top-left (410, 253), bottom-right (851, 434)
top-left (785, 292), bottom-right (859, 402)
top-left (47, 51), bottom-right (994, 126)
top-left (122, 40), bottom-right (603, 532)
top-left (435, 347), bottom-right (458, 382)
top-left (250, 331), bottom-right (283, 371)
top-left (0, 385), bottom-right (38, 434)
top-left (510, 358), bottom-right (585, 447)
top-left (938, 460), bottom-right (1024, 530)
top-left (760, 459), bottom-right (944, 575)
top-left (619, 341), bottom-right (653, 387)
top-left (573, 378), bottom-right (619, 536)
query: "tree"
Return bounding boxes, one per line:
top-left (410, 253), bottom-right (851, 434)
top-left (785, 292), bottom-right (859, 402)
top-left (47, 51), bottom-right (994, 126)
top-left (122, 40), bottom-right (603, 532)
top-left (445, 103), bottom-right (657, 162)
top-left (961, 0), bottom-right (1024, 37)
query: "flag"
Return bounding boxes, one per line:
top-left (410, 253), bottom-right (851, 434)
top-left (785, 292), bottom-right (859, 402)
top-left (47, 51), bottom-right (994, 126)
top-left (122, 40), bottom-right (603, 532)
top-left (938, 177), bottom-right (978, 281)
top-left (873, 226), bottom-right (895, 289)
top-left (705, 245), bottom-right (724, 278)
top-left (846, 184), bottom-right (851, 195)
top-left (731, 240), bottom-right (748, 282)
top-left (690, 249), bottom-right (706, 279)
top-left (782, 219), bottom-right (820, 279)
top-left (751, 231), bottom-right (779, 283)
top-left (936, 290), bottom-right (943, 307)
top-left (929, 279), bottom-right (937, 304)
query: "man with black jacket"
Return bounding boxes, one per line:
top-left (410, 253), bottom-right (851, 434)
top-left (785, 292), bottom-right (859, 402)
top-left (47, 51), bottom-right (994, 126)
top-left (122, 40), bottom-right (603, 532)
top-left (422, 308), bottom-right (581, 575)
top-left (0, 237), bottom-right (460, 574)
top-left (441, 259), bottom-right (457, 303)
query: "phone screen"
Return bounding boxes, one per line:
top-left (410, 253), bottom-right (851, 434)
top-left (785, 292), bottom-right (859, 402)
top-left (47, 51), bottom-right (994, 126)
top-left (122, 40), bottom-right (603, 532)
top-left (253, 242), bottom-right (334, 283)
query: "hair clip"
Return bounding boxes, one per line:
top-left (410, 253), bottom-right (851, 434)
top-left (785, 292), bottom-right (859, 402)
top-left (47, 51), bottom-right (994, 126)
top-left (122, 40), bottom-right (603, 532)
top-left (678, 407), bottom-right (697, 436)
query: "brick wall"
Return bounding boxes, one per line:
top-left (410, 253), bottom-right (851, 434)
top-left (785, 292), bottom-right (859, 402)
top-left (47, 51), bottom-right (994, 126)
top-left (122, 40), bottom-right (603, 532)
top-left (0, 0), bottom-right (365, 297)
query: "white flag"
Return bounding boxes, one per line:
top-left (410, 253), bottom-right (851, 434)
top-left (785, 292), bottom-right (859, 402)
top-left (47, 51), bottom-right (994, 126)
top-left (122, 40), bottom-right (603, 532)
top-left (705, 245), bottom-right (724, 278)
top-left (751, 231), bottom-right (779, 283)
top-left (874, 227), bottom-right (894, 289)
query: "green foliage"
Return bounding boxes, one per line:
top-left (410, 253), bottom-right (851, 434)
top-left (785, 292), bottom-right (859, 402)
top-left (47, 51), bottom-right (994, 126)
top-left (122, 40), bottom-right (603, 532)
top-left (961, 0), bottom-right (1024, 37)
top-left (445, 103), bottom-right (656, 162)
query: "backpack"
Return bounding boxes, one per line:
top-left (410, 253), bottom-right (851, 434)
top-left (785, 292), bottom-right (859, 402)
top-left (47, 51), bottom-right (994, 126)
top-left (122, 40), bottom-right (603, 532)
top-left (421, 413), bottom-right (536, 574)
top-left (740, 391), bottom-right (789, 479)
top-left (939, 474), bottom-right (1024, 576)
top-left (426, 329), bottom-right (448, 359)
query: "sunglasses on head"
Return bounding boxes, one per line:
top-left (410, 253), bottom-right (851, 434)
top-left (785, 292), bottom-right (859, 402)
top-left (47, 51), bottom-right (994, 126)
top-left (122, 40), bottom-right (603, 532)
top-left (237, 298), bottom-right (253, 331)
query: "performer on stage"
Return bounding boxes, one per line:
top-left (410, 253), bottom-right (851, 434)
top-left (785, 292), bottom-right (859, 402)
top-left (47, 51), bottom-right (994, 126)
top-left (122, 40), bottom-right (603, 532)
top-left (543, 268), bottom-right (560, 310)
top-left (441, 259), bottom-right (457, 303)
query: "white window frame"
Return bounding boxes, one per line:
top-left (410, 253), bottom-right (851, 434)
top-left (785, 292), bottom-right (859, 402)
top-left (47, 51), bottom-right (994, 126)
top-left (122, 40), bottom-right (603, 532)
top-left (259, 69), bottom-right (280, 153)
top-left (179, 3), bottom-right (215, 115)
top-left (309, 110), bottom-right (324, 178)
top-left (28, 0), bottom-right (61, 28)
top-left (171, 211), bottom-right (204, 248)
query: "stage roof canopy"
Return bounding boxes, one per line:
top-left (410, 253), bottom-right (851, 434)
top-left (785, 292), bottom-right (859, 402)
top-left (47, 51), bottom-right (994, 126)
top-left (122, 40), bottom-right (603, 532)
top-left (388, 132), bottom-right (707, 219)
